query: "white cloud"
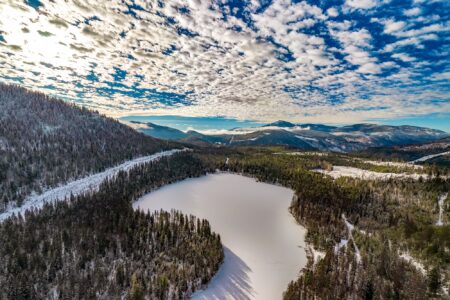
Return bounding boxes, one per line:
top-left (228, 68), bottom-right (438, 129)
top-left (404, 7), bottom-right (422, 17)
top-left (357, 62), bottom-right (382, 74)
top-left (392, 53), bottom-right (416, 62)
top-left (0, 0), bottom-right (447, 125)
top-left (326, 7), bottom-right (339, 17)
top-left (345, 0), bottom-right (378, 10)
top-left (384, 20), bottom-right (407, 34)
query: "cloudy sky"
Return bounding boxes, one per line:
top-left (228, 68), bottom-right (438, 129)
top-left (0, 0), bottom-right (449, 129)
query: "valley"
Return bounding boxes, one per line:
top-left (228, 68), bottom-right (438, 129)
top-left (0, 85), bottom-right (448, 299)
top-left (1, 0), bottom-right (449, 298)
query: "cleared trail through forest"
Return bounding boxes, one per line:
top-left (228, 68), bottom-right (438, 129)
top-left (0, 149), bottom-right (185, 222)
top-left (436, 193), bottom-right (448, 226)
top-left (410, 151), bottom-right (450, 163)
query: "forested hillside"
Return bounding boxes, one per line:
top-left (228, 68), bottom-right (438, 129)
top-left (356, 138), bottom-right (450, 163)
top-left (0, 153), bottom-right (223, 299)
top-left (197, 147), bottom-right (450, 299)
top-left (0, 84), bottom-right (177, 212)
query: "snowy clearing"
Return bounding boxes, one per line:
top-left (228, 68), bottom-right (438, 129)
top-left (273, 151), bottom-right (328, 156)
top-left (134, 173), bottom-right (307, 300)
top-left (314, 166), bottom-right (432, 180)
top-left (0, 149), bottom-right (186, 222)
top-left (309, 247), bottom-right (326, 265)
top-left (359, 159), bottom-right (423, 169)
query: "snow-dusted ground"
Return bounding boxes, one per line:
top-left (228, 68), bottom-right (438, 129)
top-left (295, 135), bottom-right (318, 142)
top-left (436, 193), bottom-right (448, 226)
top-left (273, 151), bottom-right (328, 156)
top-left (134, 173), bottom-right (307, 300)
top-left (342, 215), bottom-right (361, 263)
top-left (335, 239), bottom-right (349, 252)
top-left (411, 151), bottom-right (450, 163)
top-left (399, 252), bottom-right (426, 275)
top-left (360, 159), bottom-right (423, 169)
top-left (309, 247), bottom-right (326, 265)
top-left (314, 166), bottom-right (431, 180)
top-left (0, 149), bottom-right (185, 222)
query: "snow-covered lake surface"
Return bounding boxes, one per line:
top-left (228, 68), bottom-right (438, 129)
top-left (0, 149), bottom-right (185, 222)
top-left (133, 173), bottom-right (307, 300)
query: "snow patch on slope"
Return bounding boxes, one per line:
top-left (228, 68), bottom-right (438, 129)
top-left (342, 215), bottom-right (362, 264)
top-left (308, 247), bottom-right (326, 265)
top-left (399, 252), bottom-right (426, 275)
top-left (295, 135), bottom-right (318, 142)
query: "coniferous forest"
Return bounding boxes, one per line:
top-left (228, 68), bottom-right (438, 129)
top-left (2, 0), bottom-right (450, 298)
top-left (196, 147), bottom-right (450, 299)
top-left (0, 153), bottom-right (223, 299)
top-left (0, 85), bottom-right (448, 300)
top-left (0, 84), bottom-right (177, 212)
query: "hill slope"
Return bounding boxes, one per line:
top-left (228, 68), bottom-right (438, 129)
top-left (126, 121), bottom-right (189, 140)
top-left (0, 84), bottom-right (176, 211)
top-left (356, 137), bottom-right (450, 167)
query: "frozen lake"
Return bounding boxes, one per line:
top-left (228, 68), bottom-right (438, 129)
top-left (133, 173), bottom-right (307, 300)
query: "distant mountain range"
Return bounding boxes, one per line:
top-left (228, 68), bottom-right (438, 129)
top-left (126, 120), bottom-right (449, 152)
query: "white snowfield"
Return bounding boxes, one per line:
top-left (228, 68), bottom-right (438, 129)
top-left (314, 166), bottom-right (433, 180)
top-left (0, 149), bottom-right (186, 222)
top-left (411, 151), bottom-right (450, 163)
top-left (134, 173), bottom-right (307, 300)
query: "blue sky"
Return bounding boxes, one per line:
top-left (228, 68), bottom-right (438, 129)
top-left (0, 0), bottom-right (449, 128)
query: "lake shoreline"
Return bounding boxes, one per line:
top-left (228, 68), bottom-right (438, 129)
top-left (133, 173), bottom-right (309, 300)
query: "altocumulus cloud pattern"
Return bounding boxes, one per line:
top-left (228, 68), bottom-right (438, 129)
top-left (0, 0), bottom-right (449, 123)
